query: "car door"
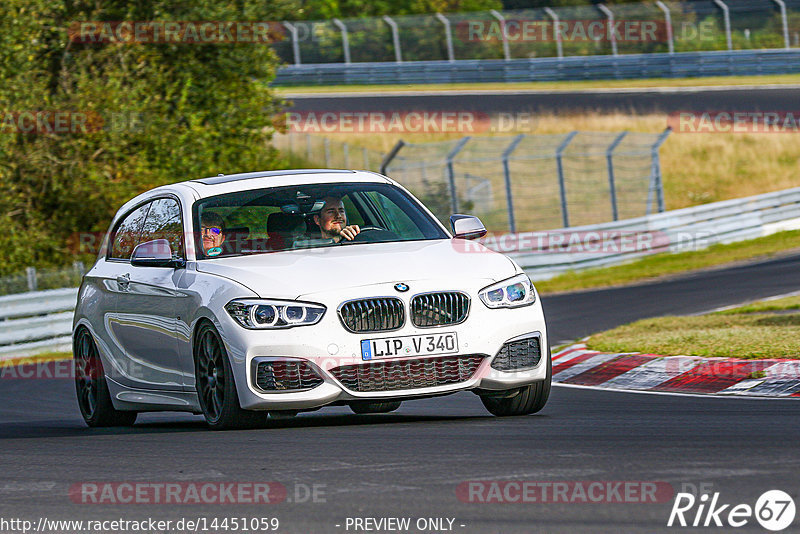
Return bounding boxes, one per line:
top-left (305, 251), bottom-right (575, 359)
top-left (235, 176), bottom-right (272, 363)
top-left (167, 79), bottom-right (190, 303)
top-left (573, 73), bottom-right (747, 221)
top-left (107, 197), bottom-right (186, 391)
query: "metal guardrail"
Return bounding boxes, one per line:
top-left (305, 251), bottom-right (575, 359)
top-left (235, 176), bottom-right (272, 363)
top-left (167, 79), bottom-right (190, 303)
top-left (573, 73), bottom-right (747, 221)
top-left (0, 262), bottom-right (85, 296)
top-left (273, 49), bottom-right (800, 85)
top-left (0, 288), bottom-right (77, 359)
top-left (4, 186), bottom-right (800, 357)
top-left (506, 186), bottom-right (800, 280)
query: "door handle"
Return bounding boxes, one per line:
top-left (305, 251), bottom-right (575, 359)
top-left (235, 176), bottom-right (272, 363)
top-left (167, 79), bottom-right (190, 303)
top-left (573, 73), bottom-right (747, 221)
top-left (116, 274), bottom-right (131, 291)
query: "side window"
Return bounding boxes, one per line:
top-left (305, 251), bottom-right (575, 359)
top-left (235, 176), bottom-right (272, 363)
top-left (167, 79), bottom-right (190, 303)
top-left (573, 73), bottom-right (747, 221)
top-left (109, 203), bottom-right (151, 260)
top-left (139, 198), bottom-right (185, 259)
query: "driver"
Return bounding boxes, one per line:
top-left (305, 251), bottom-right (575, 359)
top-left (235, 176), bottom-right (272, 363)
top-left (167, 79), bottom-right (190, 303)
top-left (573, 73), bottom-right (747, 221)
top-left (313, 196), bottom-right (360, 243)
top-left (200, 211), bottom-right (226, 256)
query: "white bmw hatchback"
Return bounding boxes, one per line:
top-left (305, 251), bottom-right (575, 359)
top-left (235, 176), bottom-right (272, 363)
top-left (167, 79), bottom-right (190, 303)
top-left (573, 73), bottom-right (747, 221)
top-left (73, 170), bottom-right (551, 429)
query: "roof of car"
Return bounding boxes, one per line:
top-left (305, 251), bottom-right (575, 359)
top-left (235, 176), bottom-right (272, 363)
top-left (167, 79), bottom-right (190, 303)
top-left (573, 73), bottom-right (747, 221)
top-left (181, 169), bottom-right (393, 196)
top-left (111, 169), bottom-right (397, 224)
top-left (187, 169), bottom-right (356, 186)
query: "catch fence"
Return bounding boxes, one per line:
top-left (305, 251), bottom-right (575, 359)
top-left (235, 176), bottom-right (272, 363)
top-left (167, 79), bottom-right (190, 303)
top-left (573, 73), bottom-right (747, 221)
top-left (275, 130), bottom-right (670, 232)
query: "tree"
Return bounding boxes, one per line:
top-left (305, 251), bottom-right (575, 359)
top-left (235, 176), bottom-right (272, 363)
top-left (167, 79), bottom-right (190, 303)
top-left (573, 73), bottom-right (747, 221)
top-left (290, 0), bottom-right (503, 20)
top-left (0, 0), bottom-right (291, 274)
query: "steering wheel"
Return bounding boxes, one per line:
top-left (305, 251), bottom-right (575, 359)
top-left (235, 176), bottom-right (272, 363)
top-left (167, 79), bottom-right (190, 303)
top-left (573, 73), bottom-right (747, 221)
top-left (345, 226), bottom-right (399, 244)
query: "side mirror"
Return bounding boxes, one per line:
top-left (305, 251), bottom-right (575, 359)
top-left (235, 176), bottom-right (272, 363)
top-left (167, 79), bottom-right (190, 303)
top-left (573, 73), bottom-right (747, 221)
top-left (131, 239), bottom-right (184, 268)
top-left (450, 214), bottom-right (487, 240)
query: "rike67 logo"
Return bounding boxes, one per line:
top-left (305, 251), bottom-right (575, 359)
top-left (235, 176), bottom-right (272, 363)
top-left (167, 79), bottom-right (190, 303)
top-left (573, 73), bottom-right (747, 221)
top-left (668, 490), bottom-right (795, 531)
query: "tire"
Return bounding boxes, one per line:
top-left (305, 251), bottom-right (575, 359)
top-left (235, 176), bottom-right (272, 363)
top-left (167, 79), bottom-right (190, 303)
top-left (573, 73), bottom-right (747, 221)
top-left (349, 401), bottom-right (402, 414)
top-left (194, 323), bottom-right (264, 430)
top-left (73, 328), bottom-right (137, 427)
top-left (480, 347), bottom-right (551, 417)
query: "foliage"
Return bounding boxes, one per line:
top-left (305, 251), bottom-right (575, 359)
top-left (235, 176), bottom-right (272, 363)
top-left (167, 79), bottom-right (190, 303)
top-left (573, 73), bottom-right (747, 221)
top-left (0, 0), bottom-right (291, 275)
top-left (291, 0), bottom-right (503, 20)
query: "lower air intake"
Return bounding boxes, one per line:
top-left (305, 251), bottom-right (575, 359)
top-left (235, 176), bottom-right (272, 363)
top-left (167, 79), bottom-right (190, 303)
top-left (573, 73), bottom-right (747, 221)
top-left (254, 359), bottom-right (324, 391)
top-left (491, 336), bottom-right (542, 371)
top-left (330, 355), bottom-right (484, 392)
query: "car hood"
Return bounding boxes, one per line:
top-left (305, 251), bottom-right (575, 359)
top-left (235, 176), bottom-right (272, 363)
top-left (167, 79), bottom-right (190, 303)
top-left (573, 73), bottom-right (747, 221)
top-left (195, 239), bottom-right (518, 300)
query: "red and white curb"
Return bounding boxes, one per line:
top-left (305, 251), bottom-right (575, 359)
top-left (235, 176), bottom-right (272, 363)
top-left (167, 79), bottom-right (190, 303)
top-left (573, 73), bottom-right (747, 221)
top-left (552, 343), bottom-right (800, 397)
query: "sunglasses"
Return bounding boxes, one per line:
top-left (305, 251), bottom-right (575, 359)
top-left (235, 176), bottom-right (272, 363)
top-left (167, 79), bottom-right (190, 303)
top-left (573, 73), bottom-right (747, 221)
top-left (202, 226), bottom-right (222, 235)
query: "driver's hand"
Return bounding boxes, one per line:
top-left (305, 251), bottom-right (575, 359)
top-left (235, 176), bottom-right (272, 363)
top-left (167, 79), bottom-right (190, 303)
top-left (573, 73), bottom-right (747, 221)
top-left (340, 225), bottom-right (361, 241)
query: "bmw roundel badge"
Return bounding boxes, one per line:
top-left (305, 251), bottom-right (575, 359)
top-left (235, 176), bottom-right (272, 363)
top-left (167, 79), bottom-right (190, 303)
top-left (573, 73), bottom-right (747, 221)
top-left (394, 283), bottom-right (409, 292)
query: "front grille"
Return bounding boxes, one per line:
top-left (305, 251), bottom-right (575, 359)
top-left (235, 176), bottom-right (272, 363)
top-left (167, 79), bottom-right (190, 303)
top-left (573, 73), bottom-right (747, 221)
top-left (254, 359), bottom-right (324, 391)
top-left (339, 297), bottom-right (404, 333)
top-left (491, 336), bottom-right (542, 371)
top-left (330, 355), bottom-right (484, 392)
top-left (410, 292), bottom-right (470, 327)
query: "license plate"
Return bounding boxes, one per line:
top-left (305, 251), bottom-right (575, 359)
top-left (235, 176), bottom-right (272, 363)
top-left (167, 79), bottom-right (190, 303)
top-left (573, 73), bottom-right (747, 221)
top-left (361, 332), bottom-right (459, 361)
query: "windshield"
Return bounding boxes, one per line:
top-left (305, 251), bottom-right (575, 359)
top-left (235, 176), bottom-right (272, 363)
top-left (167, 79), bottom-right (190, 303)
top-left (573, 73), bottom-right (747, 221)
top-left (193, 182), bottom-right (448, 259)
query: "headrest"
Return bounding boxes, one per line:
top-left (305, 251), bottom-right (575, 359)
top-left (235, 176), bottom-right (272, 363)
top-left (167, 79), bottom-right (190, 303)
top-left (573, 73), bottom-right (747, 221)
top-left (267, 212), bottom-right (305, 233)
top-left (224, 226), bottom-right (249, 238)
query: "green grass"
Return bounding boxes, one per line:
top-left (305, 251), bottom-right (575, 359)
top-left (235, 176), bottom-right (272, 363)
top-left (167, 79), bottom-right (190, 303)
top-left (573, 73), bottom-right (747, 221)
top-left (274, 73), bottom-right (800, 94)
top-left (714, 295), bottom-right (800, 315)
top-left (536, 229), bottom-right (800, 294)
top-left (587, 312), bottom-right (800, 360)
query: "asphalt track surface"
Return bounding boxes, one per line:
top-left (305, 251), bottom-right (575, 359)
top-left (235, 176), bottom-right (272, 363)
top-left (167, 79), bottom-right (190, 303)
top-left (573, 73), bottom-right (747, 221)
top-left (2, 253), bottom-right (800, 533)
top-left (285, 85), bottom-right (800, 115)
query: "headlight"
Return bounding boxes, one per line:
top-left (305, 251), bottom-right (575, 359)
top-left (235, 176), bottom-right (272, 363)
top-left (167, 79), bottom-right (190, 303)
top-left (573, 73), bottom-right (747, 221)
top-left (225, 299), bottom-right (326, 329)
top-left (479, 274), bottom-right (536, 309)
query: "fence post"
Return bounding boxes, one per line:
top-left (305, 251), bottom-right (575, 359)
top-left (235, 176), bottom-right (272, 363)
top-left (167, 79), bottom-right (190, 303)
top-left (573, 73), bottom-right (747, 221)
top-left (435, 13), bottom-right (455, 62)
top-left (306, 133), bottom-right (312, 162)
top-left (544, 8), bottom-right (564, 59)
top-left (332, 18), bottom-right (351, 64)
top-left (490, 10), bottom-right (511, 60)
top-left (712, 0), bottom-right (733, 51)
top-left (363, 147), bottom-right (370, 169)
top-left (343, 142), bottom-right (350, 168)
top-left (382, 16), bottom-right (403, 62)
top-left (282, 22), bottom-right (301, 65)
top-left (26, 267), bottom-right (37, 292)
top-left (324, 138), bottom-right (331, 167)
top-left (556, 131), bottom-right (578, 228)
top-left (501, 134), bottom-right (525, 233)
top-left (650, 128), bottom-right (671, 214)
top-left (771, 0), bottom-right (791, 49)
top-left (597, 5), bottom-right (618, 56)
top-left (655, 1), bottom-right (675, 54)
top-left (606, 131), bottom-right (628, 221)
top-left (445, 137), bottom-right (471, 214)
top-left (380, 140), bottom-right (406, 175)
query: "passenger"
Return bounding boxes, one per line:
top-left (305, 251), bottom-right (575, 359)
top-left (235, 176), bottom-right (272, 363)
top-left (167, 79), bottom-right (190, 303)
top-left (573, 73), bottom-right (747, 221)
top-left (267, 212), bottom-right (306, 250)
top-left (313, 196), bottom-right (360, 243)
top-left (200, 212), bottom-right (226, 256)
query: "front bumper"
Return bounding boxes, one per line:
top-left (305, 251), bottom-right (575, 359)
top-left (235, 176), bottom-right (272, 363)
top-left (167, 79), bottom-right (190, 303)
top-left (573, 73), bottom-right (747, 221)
top-left (217, 281), bottom-right (549, 411)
